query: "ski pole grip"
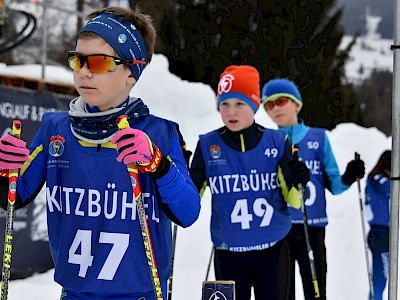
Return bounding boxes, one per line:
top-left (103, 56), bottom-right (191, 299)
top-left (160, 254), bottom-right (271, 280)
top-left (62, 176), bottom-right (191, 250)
top-left (355, 152), bottom-right (360, 161)
top-left (292, 144), bottom-right (299, 161)
top-left (354, 152), bottom-right (361, 181)
top-left (116, 115), bottom-right (130, 130)
top-left (11, 120), bottom-right (21, 139)
top-left (10, 120), bottom-right (22, 175)
top-left (116, 115), bottom-right (138, 171)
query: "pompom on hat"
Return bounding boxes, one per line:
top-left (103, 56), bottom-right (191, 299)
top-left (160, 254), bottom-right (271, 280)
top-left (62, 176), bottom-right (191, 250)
top-left (262, 78), bottom-right (303, 112)
top-left (217, 65), bottom-right (261, 112)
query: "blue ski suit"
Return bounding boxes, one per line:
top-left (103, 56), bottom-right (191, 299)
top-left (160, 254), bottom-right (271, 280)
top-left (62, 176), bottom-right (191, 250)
top-left (0, 100), bottom-right (201, 300)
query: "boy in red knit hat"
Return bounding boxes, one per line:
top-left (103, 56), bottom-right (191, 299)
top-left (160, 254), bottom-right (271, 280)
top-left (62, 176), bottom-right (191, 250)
top-left (189, 65), bottom-right (310, 299)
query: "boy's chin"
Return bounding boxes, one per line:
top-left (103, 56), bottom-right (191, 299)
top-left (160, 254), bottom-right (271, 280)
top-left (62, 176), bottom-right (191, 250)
top-left (225, 123), bottom-right (246, 132)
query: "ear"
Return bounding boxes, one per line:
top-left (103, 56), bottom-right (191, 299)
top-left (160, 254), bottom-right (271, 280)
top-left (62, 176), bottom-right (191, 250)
top-left (295, 102), bottom-right (301, 113)
top-left (127, 73), bottom-right (136, 85)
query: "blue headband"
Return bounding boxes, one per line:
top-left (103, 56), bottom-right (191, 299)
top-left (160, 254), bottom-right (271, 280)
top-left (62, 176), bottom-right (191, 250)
top-left (79, 12), bottom-right (148, 80)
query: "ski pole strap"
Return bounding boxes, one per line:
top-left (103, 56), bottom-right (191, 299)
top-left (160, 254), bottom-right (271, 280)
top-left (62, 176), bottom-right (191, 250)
top-left (137, 146), bottom-right (162, 173)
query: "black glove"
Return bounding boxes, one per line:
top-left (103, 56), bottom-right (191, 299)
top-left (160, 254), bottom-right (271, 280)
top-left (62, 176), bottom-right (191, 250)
top-left (342, 159), bottom-right (365, 186)
top-left (289, 160), bottom-right (310, 187)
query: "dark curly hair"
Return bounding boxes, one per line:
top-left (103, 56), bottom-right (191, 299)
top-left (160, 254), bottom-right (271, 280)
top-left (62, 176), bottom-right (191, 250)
top-left (368, 150), bottom-right (391, 177)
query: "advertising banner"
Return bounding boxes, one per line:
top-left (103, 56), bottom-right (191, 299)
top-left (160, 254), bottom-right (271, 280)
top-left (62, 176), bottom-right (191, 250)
top-left (0, 86), bottom-right (71, 278)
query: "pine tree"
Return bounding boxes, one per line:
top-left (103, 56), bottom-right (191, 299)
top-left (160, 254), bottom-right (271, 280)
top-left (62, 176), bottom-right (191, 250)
top-left (161, 0), bottom-right (360, 129)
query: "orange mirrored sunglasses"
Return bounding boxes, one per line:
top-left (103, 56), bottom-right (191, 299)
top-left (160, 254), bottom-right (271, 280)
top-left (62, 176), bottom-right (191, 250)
top-left (264, 97), bottom-right (291, 111)
top-left (67, 51), bottom-right (146, 74)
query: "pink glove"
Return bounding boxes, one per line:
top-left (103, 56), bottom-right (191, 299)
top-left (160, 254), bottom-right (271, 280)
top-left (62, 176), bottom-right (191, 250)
top-left (0, 134), bottom-right (29, 169)
top-left (112, 128), bottom-right (162, 172)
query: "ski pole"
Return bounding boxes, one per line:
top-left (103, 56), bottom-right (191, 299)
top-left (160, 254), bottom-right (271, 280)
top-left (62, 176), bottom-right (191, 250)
top-left (1, 120), bottom-right (22, 300)
top-left (292, 145), bottom-right (320, 299)
top-left (116, 115), bottom-right (163, 300)
top-left (355, 152), bottom-right (374, 300)
top-left (167, 224), bottom-right (177, 300)
top-left (205, 246), bottom-right (214, 281)
top-left (299, 185), bottom-right (320, 299)
top-left (168, 143), bottom-right (192, 300)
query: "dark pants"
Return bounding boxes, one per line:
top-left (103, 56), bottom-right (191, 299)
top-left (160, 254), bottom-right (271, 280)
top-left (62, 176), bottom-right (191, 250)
top-left (288, 224), bottom-right (327, 300)
top-left (214, 237), bottom-right (292, 300)
top-left (368, 225), bottom-right (389, 300)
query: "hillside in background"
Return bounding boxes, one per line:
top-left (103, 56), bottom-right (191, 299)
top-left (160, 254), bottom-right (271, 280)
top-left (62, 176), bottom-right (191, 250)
top-left (342, 35), bottom-right (392, 83)
top-left (337, 0), bottom-right (393, 39)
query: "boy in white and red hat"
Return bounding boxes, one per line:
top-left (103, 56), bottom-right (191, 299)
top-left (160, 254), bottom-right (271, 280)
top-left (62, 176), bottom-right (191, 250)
top-left (189, 65), bottom-right (310, 300)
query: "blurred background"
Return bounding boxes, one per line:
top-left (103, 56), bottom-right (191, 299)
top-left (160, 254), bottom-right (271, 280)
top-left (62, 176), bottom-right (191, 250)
top-left (0, 0), bottom-right (394, 135)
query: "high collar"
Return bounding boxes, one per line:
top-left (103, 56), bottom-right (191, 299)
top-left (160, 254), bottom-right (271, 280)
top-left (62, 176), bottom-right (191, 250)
top-left (278, 119), bottom-right (309, 145)
top-left (69, 96), bottom-right (149, 144)
top-left (219, 122), bottom-right (264, 152)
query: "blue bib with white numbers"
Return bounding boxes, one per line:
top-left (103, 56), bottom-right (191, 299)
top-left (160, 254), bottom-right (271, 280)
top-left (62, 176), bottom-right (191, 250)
top-left (200, 128), bottom-right (291, 252)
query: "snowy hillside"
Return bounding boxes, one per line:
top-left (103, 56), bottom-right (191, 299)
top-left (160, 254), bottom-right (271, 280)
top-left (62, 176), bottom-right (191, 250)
top-left (342, 35), bottom-right (392, 82)
top-left (341, 10), bottom-right (393, 83)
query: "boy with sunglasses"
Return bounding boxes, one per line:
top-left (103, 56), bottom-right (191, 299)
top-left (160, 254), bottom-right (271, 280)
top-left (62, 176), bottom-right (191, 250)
top-left (0, 6), bottom-right (200, 300)
top-left (262, 78), bottom-right (366, 300)
top-left (189, 65), bottom-right (310, 299)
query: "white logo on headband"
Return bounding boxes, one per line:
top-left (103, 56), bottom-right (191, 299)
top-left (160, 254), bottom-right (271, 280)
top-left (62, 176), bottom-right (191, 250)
top-left (118, 34), bottom-right (127, 44)
top-left (218, 74), bottom-right (234, 94)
